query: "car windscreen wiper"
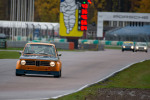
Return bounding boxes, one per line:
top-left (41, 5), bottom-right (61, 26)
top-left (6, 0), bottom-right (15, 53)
top-left (38, 53), bottom-right (49, 55)
top-left (24, 53), bottom-right (34, 54)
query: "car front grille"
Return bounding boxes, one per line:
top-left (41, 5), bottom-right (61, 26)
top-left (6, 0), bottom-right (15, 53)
top-left (139, 47), bottom-right (144, 50)
top-left (26, 60), bottom-right (35, 65)
top-left (126, 46), bottom-right (131, 48)
top-left (40, 61), bottom-right (50, 66)
top-left (25, 60), bottom-right (50, 66)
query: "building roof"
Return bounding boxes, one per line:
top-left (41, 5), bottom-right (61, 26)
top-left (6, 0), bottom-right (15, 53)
top-left (0, 20), bottom-right (59, 30)
top-left (107, 25), bottom-right (150, 35)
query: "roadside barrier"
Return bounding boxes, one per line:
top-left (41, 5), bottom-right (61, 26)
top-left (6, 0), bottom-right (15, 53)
top-left (0, 39), bottom-right (7, 48)
top-left (6, 39), bottom-right (150, 50)
top-left (7, 41), bottom-right (27, 48)
top-left (79, 44), bottom-right (104, 51)
top-left (51, 42), bottom-right (74, 50)
top-left (69, 42), bottom-right (74, 50)
top-left (6, 41), bottom-right (74, 50)
top-left (105, 41), bottom-right (112, 45)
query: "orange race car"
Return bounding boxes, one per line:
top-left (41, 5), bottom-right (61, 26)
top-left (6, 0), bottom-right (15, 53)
top-left (16, 42), bottom-right (62, 78)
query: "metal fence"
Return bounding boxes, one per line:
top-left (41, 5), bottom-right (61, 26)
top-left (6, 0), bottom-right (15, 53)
top-left (6, 41), bottom-right (73, 50)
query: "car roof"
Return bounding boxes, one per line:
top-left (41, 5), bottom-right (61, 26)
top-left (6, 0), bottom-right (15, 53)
top-left (123, 41), bottom-right (133, 43)
top-left (26, 42), bottom-right (55, 46)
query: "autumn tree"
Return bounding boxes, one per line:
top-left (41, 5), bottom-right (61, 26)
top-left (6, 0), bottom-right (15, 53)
top-left (34, 0), bottom-right (60, 22)
top-left (34, 0), bottom-right (150, 23)
top-left (131, 0), bottom-right (150, 13)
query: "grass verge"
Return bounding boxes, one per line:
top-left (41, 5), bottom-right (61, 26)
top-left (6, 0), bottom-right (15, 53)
top-left (0, 47), bottom-right (23, 50)
top-left (50, 60), bottom-right (150, 100)
top-left (0, 51), bottom-right (20, 59)
top-left (105, 45), bottom-right (121, 49)
top-left (0, 49), bottom-right (83, 59)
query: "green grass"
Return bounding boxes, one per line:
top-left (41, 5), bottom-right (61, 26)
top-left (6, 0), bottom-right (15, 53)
top-left (0, 47), bottom-right (23, 50)
top-left (105, 45), bottom-right (121, 49)
top-left (0, 51), bottom-right (20, 59)
top-left (99, 60), bottom-right (150, 89)
top-left (50, 60), bottom-right (150, 100)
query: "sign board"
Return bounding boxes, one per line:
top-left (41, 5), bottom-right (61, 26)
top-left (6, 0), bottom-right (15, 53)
top-left (78, 2), bottom-right (88, 31)
top-left (59, 0), bottom-right (83, 37)
top-left (97, 12), bottom-right (150, 37)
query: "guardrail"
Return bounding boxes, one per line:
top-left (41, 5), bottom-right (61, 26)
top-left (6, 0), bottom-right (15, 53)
top-left (79, 44), bottom-right (104, 51)
top-left (7, 41), bottom-right (28, 48)
top-left (5, 39), bottom-right (150, 50)
top-left (6, 41), bottom-right (74, 50)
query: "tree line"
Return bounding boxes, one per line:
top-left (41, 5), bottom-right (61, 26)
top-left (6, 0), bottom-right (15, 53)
top-left (33, 0), bottom-right (150, 23)
top-left (0, 0), bottom-right (150, 23)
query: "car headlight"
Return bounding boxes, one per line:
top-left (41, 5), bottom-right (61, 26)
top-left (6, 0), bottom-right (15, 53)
top-left (136, 46), bottom-right (139, 49)
top-left (50, 61), bottom-right (55, 67)
top-left (131, 46), bottom-right (134, 49)
top-left (144, 47), bottom-right (147, 50)
top-left (21, 60), bottom-right (26, 65)
top-left (123, 46), bottom-right (125, 48)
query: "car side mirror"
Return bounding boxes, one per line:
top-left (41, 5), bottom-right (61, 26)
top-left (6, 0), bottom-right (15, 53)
top-left (58, 54), bottom-right (62, 56)
top-left (19, 51), bottom-right (23, 54)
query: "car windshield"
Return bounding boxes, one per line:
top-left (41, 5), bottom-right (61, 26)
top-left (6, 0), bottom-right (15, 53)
top-left (23, 44), bottom-right (56, 57)
top-left (123, 43), bottom-right (133, 45)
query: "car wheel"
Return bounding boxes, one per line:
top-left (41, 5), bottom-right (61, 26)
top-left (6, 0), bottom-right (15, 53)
top-left (122, 49), bottom-right (124, 52)
top-left (146, 50), bottom-right (148, 53)
top-left (16, 70), bottom-right (25, 76)
top-left (54, 70), bottom-right (61, 78)
top-left (16, 73), bottom-right (22, 76)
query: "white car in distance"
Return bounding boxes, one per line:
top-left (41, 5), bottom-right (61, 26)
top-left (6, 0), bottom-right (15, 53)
top-left (135, 42), bottom-right (148, 53)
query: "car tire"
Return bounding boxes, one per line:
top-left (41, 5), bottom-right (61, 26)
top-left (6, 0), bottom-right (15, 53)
top-left (16, 70), bottom-right (25, 76)
top-left (16, 73), bottom-right (22, 76)
top-left (146, 50), bottom-right (148, 53)
top-left (54, 70), bottom-right (61, 78)
top-left (122, 49), bottom-right (124, 52)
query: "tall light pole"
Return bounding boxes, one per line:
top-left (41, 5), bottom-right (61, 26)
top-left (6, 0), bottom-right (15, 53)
top-left (10, 0), bottom-right (35, 41)
top-left (45, 24), bottom-right (48, 41)
top-left (50, 24), bottom-right (54, 41)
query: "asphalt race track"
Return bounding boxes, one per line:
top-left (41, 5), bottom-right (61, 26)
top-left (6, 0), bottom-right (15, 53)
top-left (0, 49), bottom-right (150, 100)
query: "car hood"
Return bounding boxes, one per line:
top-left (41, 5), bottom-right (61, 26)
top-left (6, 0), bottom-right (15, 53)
top-left (136, 45), bottom-right (147, 47)
top-left (123, 45), bottom-right (133, 46)
top-left (19, 55), bottom-right (59, 61)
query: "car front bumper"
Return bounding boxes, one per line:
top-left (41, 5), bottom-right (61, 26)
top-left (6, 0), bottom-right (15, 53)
top-left (122, 48), bottom-right (134, 51)
top-left (16, 69), bottom-right (59, 76)
top-left (135, 47), bottom-right (147, 51)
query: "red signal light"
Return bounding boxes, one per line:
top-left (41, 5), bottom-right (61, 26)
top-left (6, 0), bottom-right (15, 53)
top-left (88, 0), bottom-right (92, 4)
top-left (81, 4), bottom-right (88, 9)
top-left (81, 15), bottom-right (87, 20)
top-left (81, 20), bottom-right (87, 25)
top-left (81, 26), bottom-right (87, 31)
top-left (81, 9), bottom-right (88, 14)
